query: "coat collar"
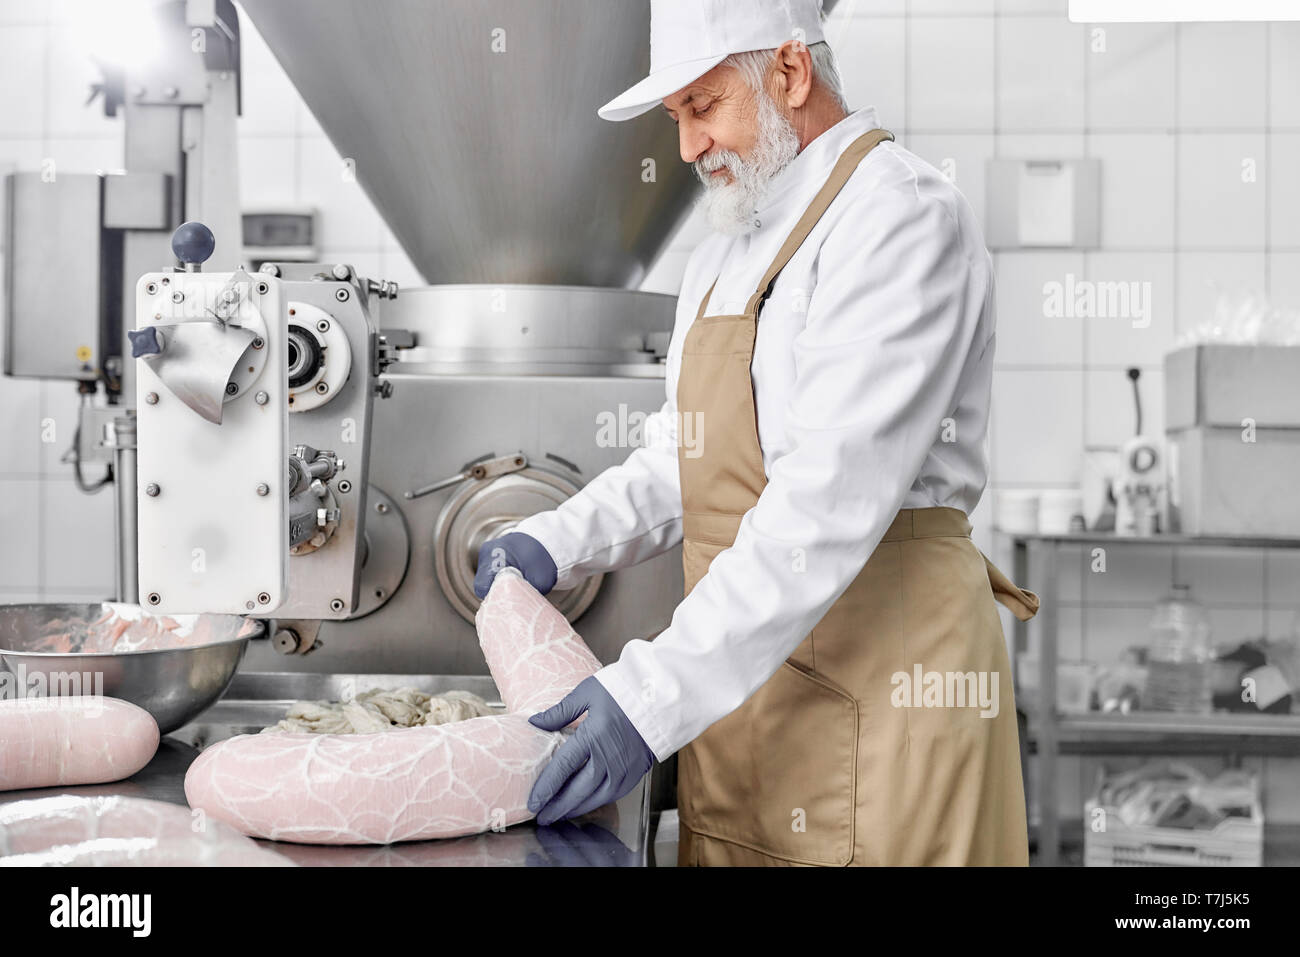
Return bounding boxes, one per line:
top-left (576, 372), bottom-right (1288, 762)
top-left (750, 106), bottom-right (883, 228)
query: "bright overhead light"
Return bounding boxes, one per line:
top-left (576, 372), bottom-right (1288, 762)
top-left (1071, 0), bottom-right (1300, 20)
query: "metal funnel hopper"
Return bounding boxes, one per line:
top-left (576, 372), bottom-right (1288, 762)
top-left (238, 0), bottom-right (703, 288)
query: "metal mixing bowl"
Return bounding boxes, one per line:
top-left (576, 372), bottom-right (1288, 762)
top-left (0, 603), bottom-right (265, 733)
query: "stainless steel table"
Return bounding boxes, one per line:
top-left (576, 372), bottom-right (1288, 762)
top-left (0, 673), bottom-right (651, 867)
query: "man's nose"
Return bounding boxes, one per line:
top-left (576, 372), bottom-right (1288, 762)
top-left (679, 123), bottom-right (712, 166)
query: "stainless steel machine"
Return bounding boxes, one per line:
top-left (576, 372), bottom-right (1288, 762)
top-left (3, 0), bottom-right (704, 675)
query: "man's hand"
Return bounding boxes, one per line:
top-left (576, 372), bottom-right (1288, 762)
top-left (527, 676), bottom-right (655, 825)
top-left (473, 531), bottom-right (558, 598)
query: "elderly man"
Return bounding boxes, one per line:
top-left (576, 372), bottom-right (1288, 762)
top-left (474, 0), bottom-right (1040, 867)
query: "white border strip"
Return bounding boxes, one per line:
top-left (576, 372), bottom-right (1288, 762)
top-left (1071, 0), bottom-right (1300, 21)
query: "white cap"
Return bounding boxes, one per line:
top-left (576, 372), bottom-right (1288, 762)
top-left (598, 0), bottom-right (828, 122)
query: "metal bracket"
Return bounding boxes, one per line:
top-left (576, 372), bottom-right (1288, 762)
top-left (405, 451), bottom-right (528, 501)
top-left (270, 618), bottom-right (323, 656)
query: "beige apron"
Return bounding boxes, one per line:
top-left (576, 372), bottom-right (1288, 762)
top-left (674, 128), bottom-right (1040, 867)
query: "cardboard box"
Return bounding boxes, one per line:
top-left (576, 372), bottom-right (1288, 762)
top-left (1164, 345), bottom-right (1300, 537)
top-left (1167, 426), bottom-right (1300, 537)
top-left (1165, 344), bottom-right (1300, 431)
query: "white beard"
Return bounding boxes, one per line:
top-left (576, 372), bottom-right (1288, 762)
top-left (694, 89), bottom-right (801, 236)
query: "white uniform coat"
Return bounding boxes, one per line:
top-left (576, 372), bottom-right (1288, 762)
top-left (513, 107), bottom-right (997, 761)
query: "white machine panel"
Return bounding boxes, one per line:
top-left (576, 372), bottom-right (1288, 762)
top-left (134, 270), bottom-right (288, 614)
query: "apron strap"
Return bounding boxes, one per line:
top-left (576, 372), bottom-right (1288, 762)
top-left (742, 127), bottom-right (895, 317)
top-left (695, 278), bottom-right (718, 322)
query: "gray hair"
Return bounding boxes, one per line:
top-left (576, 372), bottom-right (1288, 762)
top-left (719, 41), bottom-right (849, 114)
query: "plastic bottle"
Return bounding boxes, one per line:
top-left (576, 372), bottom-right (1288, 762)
top-left (1145, 584), bottom-right (1213, 714)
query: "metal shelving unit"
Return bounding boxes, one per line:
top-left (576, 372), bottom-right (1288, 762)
top-left (1008, 531), bottom-right (1300, 866)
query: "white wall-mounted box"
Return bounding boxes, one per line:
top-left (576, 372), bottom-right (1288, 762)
top-left (986, 158), bottom-right (1101, 250)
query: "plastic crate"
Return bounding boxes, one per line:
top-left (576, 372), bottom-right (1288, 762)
top-left (1084, 766), bottom-right (1263, 867)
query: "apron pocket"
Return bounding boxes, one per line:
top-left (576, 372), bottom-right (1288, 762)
top-left (687, 659), bottom-right (858, 865)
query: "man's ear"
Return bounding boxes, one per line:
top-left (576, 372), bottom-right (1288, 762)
top-left (773, 39), bottom-right (815, 110)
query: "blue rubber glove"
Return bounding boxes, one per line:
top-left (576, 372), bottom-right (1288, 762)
top-left (527, 676), bottom-right (655, 826)
top-left (473, 531), bottom-right (558, 599)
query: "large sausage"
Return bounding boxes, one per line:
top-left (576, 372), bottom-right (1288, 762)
top-left (0, 697), bottom-right (159, 791)
top-left (0, 795), bottom-right (292, 866)
top-left (185, 568), bottom-right (603, 844)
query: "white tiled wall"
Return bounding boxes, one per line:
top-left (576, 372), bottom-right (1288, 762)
top-left (2, 1), bottom-right (1299, 824)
